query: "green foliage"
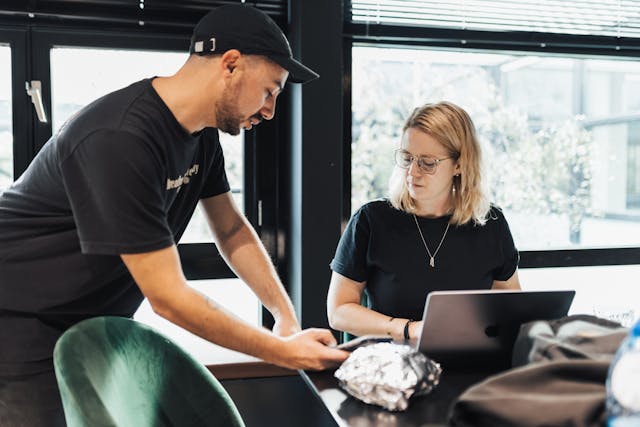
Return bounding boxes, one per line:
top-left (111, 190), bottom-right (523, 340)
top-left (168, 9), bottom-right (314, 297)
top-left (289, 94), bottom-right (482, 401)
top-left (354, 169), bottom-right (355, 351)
top-left (352, 57), bottom-right (594, 243)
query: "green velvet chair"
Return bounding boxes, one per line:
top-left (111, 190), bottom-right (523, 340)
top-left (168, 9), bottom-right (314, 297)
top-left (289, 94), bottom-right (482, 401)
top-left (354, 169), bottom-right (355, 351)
top-left (53, 316), bottom-right (245, 427)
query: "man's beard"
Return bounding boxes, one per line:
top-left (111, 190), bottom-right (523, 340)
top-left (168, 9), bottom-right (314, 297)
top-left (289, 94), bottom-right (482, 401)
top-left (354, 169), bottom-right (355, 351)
top-left (215, 84), bottom-right (243, 136)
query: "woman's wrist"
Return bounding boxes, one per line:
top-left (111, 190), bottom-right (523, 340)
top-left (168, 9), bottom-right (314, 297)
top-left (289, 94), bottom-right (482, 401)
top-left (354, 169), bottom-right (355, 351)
top-left (386, 316), bottom-right (404, 340)
top-left (403, 319), bottom-right (414, 340)
top-left (385, 316), bottom-right (416, 340)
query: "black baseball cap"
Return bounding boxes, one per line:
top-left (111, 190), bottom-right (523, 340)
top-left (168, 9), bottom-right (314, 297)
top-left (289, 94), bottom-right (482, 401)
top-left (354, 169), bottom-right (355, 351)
top-left (189, 4), bottom-right (319, 84)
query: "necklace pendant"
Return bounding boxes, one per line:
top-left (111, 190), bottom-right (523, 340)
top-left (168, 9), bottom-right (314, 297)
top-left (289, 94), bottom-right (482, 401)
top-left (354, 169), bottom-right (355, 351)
top-left (429, 257), bottom-right (435, 268)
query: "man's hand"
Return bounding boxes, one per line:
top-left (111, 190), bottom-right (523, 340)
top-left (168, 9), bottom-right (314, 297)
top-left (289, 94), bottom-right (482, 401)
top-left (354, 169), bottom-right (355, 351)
top-left (272, 315), bottom-right (301, 337)
top-left (273, 328), bottom-right (349, 371)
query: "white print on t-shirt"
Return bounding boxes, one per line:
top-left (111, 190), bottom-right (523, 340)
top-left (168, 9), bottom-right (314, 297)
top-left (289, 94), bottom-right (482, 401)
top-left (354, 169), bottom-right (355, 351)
top-left (166, 164), bottom-right (200, 190)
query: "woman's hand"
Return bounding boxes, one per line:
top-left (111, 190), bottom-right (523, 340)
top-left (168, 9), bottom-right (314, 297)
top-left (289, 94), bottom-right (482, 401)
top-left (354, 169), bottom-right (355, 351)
top-left (409, 320), bottom-right (424, 340)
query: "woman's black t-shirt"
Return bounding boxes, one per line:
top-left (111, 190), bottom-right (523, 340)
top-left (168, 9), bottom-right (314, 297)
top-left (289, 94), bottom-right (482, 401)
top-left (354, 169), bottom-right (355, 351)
top-left (330, 199), bottom-right (519, 320)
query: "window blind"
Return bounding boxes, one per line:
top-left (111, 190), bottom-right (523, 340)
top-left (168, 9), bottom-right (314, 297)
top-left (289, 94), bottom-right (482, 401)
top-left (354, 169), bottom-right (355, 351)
top-left (0, 0), bottom-right (287, 30)
top-left (350, 0), bottom-right (640, 38)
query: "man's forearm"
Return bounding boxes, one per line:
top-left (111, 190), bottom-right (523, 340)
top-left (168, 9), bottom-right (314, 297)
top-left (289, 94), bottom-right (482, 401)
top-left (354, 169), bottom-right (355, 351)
top-left (216, 220), bottom-right (297, 322)
top-left (122, 245), bottom-right (348, 371)
top-left (155, 283), bottom-right (290, 363)
top-left (121, 246), bottom-right (288, 363)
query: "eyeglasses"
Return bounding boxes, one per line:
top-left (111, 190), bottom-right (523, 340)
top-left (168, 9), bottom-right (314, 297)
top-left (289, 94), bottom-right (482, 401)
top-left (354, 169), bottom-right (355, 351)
top-left (394, 149), bottom-right (453, 175)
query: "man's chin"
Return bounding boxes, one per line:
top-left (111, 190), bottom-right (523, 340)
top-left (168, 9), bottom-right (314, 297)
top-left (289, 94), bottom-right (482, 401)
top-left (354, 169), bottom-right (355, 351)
top-left (218, 124), bottom-right (242, 136)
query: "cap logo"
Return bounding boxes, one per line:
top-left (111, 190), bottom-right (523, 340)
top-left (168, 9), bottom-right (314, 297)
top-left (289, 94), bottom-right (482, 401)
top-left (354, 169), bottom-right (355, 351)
top-left (193, 38), bottom-right (216, 53)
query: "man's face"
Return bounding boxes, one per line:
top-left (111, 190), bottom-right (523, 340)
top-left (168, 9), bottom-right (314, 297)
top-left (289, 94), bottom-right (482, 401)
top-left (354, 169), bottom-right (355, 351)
top-left (215, 56), bottom-right (288, 136)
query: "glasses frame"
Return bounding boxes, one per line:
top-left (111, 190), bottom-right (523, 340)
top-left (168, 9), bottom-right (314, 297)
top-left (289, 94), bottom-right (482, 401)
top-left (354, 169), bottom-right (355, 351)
top-left (394, 149), bottom-right (454, 175)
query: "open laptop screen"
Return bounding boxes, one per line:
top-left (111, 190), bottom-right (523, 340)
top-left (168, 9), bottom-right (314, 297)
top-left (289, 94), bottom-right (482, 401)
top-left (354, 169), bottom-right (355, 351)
top-left (416, 289), bottom-right (575, 367)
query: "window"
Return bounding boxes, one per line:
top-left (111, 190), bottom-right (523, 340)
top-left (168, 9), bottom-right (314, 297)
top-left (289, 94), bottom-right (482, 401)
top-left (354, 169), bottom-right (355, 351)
top-left (0, 45), bottom-right (11, 191)
top-left (519, 265), bottom-right (640, 327)
top-left (352, 46), bottom-right (640, 251)
top-left (347, 1), bottom-right (640, 325)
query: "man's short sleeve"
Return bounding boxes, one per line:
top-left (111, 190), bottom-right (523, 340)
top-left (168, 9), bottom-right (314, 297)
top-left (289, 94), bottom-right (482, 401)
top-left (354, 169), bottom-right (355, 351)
top-left (199, 131), bottom-right (230, 199)
top-left (60, 130), bottom-right (173, 254)
top-left (330, 205), bottom-right (371, 283)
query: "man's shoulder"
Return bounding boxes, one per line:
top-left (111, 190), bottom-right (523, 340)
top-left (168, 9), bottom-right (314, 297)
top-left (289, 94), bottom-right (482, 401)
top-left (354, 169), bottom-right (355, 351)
top-left (57, 79), bottom-right (151, 139)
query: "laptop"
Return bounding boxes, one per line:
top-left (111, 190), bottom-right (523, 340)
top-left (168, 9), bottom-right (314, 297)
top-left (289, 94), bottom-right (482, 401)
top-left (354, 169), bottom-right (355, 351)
top-left (416, 289), bottom-right (575, 367)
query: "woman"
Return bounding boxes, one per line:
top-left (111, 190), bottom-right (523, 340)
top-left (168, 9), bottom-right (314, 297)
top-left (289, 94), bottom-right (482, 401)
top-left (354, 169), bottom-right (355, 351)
top-left (327, 101), bottom-right (520, 341)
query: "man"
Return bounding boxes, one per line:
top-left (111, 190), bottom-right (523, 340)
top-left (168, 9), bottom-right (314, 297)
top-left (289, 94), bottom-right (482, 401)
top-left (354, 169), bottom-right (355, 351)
top-left (0, 5), bottom-right (348, 426)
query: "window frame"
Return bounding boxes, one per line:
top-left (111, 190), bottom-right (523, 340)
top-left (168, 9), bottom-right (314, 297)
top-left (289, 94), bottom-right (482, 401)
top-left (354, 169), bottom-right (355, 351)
top-left (343, 20), bottom-right (640, 269)
top-left (0, 26), bottom-right (30, 179)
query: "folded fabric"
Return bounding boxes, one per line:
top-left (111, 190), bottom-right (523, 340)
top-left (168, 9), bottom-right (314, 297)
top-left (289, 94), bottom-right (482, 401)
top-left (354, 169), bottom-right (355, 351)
top-left (449, 315), bottom-right (628, 427)
top-left (512, 314), bottom-right (628, 366)
top-left (449, 360), bottom-right (608, 427)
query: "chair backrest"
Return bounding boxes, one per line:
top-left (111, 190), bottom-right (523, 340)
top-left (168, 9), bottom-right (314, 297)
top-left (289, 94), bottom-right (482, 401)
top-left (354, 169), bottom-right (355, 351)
top-left (53, 316), bottom-right (245, 427)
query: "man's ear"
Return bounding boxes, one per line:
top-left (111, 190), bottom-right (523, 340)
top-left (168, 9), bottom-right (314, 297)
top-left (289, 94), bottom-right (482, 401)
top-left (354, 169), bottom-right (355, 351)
top-left (220, 49), bottom-right (242, 76)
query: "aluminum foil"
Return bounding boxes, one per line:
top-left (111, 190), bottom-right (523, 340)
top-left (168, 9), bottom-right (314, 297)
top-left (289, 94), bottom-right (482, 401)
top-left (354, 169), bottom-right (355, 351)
top-left (334, 342), bottom-right (442, 411)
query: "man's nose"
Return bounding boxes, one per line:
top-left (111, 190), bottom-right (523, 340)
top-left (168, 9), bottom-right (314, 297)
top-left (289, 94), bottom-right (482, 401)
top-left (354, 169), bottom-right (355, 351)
top-left (260, 96), bottom-right (276, 121)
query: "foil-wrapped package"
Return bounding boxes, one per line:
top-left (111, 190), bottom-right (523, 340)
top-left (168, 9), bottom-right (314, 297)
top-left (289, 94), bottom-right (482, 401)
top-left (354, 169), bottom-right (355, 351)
top-left (334, 342), bottom-right (442, 411)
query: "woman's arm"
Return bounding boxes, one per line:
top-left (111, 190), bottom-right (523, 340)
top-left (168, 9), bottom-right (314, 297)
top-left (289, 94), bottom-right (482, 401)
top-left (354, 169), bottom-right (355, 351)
top-left (327, 271), bottom-right (411, 340)
top-left (492, 270), bottom-right (521, 290)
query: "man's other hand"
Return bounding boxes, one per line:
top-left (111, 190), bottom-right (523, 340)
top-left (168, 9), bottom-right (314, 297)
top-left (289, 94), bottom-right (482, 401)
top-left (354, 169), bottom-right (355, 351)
top-left (274, 328), bottom-right (349, 371)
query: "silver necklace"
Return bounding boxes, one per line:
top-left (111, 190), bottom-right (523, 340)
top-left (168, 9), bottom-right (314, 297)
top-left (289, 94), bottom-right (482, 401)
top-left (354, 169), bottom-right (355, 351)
top-left (412, 214), bottom-right (451, 268)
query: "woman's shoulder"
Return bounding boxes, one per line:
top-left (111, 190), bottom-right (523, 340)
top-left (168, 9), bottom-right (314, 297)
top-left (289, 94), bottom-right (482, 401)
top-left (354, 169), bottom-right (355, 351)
top-left (483, 203), bottom-right (512, 231)
top-left (487, 203), bottom-right (506, 220)
top-left (357, 198), bottom-right (398, 216)
top-left (363, 198), bottom-right (393, 209)
top-left (349, 198), bottom-right (401, 224)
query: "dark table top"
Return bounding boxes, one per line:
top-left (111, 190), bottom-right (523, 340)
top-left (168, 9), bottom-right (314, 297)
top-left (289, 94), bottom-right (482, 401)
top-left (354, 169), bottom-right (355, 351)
top-left (222, 374), bottom-right (338, 427)
top-left (217, 361), bottom-right (504, 427)
top-left (301, 365), bottom-right (504, 427)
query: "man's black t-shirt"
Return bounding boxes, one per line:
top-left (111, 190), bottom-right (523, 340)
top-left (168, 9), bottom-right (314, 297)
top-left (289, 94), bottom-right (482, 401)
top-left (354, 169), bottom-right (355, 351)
top-left (0, 78), bottom-right (230, 365)
top-left (330, 199), bottom-right (519, 321)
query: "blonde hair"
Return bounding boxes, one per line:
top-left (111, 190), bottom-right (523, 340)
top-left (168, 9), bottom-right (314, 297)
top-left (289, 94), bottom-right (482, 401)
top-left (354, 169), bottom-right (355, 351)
top-left (388, 101), bottom-right (490, 226)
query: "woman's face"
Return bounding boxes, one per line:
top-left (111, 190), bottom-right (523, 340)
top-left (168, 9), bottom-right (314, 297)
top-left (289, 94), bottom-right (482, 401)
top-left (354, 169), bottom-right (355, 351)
top-left (401, 127), bottom-right (460, 206)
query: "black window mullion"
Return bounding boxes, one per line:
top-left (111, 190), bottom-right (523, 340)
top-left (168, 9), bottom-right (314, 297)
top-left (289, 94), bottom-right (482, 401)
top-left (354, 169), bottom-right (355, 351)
top-left (0, 27), bottom-right (31, 179)
top-left (520, 248), bottom-right (640, 269)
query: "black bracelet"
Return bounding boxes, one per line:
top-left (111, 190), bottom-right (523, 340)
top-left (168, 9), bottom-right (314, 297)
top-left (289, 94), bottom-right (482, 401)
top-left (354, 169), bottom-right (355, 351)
top-left (403, 319), bottom-right (413, 340)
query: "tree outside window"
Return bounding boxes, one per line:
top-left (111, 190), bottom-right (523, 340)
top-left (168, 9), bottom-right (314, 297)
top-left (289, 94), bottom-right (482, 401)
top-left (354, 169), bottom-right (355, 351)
top-left (352, 46), bottom-right (640, 250)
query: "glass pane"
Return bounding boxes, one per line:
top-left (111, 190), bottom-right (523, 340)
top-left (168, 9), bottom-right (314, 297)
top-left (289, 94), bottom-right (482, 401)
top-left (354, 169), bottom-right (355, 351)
top-left (352, 46), bottom-right (640, 250)
top-left (50, 47), bottom-right (244, 244)
top-left (51, 47), bottom-right (186, 132)
top-left (0, 45), bottom-right (12, 191)
top-left (179, 131), bottom-right (244, 244)
top-left (520, 265), bottom-right (640, 327)
top-left (134, 278), bottom-right (261, 364)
